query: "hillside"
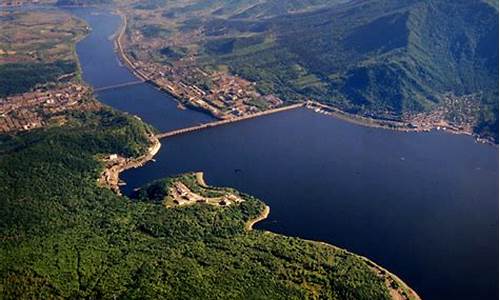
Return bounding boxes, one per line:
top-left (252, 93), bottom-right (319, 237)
top-left (127, 0), bottom-right (498, 142)
top-left (133, 0), bottom-right (344, 16)
top-left (0, 11), bottom-right (87, 97)
top-left (0, 6), bottom-right (419, 298)
top-left (0, 107), bottom-right (418, 299)
top-left (201, 0), bottom-right (498, 139)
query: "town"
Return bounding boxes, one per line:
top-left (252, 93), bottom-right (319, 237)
top-left (125, 57), bottom-right (283, 119)
top-left (118, 16), bottom-right (283, 120)
top-left (118, 13), bottom-right (485, 141)
top-left (0, 83), bottom-right (98, 133)
top-left (123, 40), bottom-right (482, 137)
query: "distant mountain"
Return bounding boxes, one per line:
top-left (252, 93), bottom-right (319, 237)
top-left (155, 0), bottom-right (345, 18)
top-left (191, 0), bottom-right (498, 141)
top-left (212, 0), bottom-right (347, 18)
top-left (56, 0), bottom-right (112, 6)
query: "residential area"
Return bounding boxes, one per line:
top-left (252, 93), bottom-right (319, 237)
top-left (126, 57), bottom-right (283, 119)
top-left (0, 83), bottom-right (98, 133)
top-left (120, 23), bottom-right (283, 120)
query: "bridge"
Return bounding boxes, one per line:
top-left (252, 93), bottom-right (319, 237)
top-left (94, 80), bottom-right (145, 92)
top-left (156, 103), bottom-right (304, 139)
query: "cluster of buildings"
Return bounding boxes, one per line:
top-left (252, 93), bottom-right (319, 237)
top-left (120, 16), bottom-right (284, 119)
top-left (132, 58), bottom-right (284, 119)
top-left (0, 84), bottom-right (96, 133)
top-left (404, 94), bottom-right (480, 133)
top-left (123, 28), bottom-right (283, 119)
top-left (127, 36), bottom-right (480, 136)
top-left (169, 181), bottom-right (244, 207)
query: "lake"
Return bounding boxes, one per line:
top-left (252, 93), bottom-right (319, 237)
top-left (70, 7), bottom-right (499, 300)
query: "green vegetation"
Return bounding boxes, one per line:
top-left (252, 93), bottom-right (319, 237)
top-left (0, 106), bottom-right (409, 299)
top-left (135, 174), bottom-right (239, 203)
top-left (0, 10), bottom-right (88, 97)
top-left (0, 10), bottom-right (88, 63)
top-left (0, 61), bottom-right (76, 97)
top-left (0, 4), bottom-right (422, 297)
top-left (160, 0), bottom-right (341, 19)
top-left (160, 47), bottom-right (186, 60)
top-left (133, 0), bottom-right (498, 141)
top-left (201, 0), bottom-right (498, 119)
top-left (133, 0), bottom-right (165, 10)
top-left (475, 91), bottom-right (499, 142)
top-left (141, 25), bottom-right (172, 38)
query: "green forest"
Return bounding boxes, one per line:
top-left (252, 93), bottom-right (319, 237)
top-left (0, 61), bottom-right (76, 97)
top-left (202, 0), bottom-right (498, 141)
top-left (0, 104), bottom-right (413, 299)
top-left (142, 0), bottom-right (498, 142)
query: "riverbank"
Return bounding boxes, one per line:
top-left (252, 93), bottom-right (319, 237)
top-left (192, 172), bottom-right (419, 300)
top-left (110, 10), bottom-right (498, 147)
top-left (114, 11), bottom-right (149, 81)
top-left (99, 134), bottom-right (161, 195)
top-left (245, 205), bottom-right (270, 231)
top-left (242, 200), bottom-right (419, 300)
top-left (311, 239), bottom-right (422, 300)
top-left (112, 11), bottom-right (218, 117)
top-left (69, 7), bottom-right (498, 300)
top-left (195, 171), bottom-right (208, 187)
top-left (237, 184), bottom-right (420, 300)
top-left (305, 101), bottom-right (497, 146)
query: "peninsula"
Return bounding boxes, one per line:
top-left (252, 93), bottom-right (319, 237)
top-left (0, 4), bottom-right (421, 300)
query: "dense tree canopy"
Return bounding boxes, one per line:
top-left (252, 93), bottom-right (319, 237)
top-left (0, 108), bottom-right (409, 299)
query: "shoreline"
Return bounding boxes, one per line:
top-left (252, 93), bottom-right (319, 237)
top-left (243, 201), bottom-right (420, 300)
top-left (313, 239), bottom-right (422, 300)
top-left (195, 171), bottom-right (208, 187)
top-left (111, 11), bottom-right (496, 147)
top-left (93, 102), bottom-right (422, 300)
top-left (245, 205), bottom-right (270, 231)
top-left (111, 161), bottom-right (421, 299)
top-left (113, 10), bottom-right (150, 81)
top-left (305, 101), bottom-right (497, 147)
top-left (74, 8), bottom-right (478, 300)
top-left (99, 135), bottom-right (161, 195)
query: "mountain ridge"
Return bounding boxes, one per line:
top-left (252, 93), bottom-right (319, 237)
top-left (183, 0), bottom-right (498, 141)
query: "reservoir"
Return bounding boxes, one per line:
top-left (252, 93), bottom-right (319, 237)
top-left (71, 8), bottom-right (499, 300)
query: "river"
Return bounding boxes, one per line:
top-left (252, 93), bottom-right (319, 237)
top-left (69, 7), bottom-right (499, 300)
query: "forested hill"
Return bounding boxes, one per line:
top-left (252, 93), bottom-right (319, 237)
top-left (0, 107), bottom-right (417, 299)
top-left (157, 0), bottom-right (498, 141)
